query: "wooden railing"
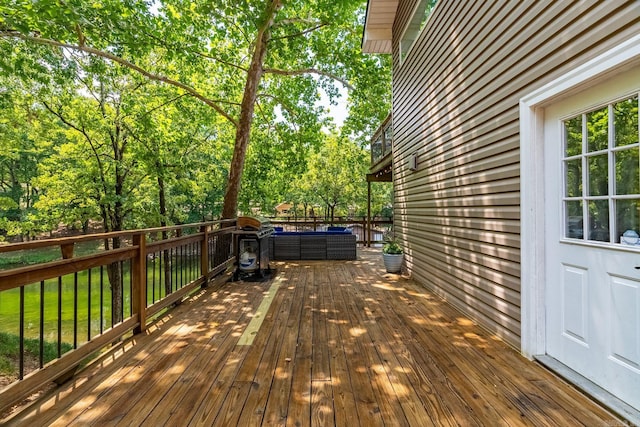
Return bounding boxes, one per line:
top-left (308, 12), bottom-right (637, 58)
top-left (0, 220), bottom-right (236, 414)
top-left (370, 113), bottom-right (393, 168)
top-left (269, 217), bottom-right (393, 245)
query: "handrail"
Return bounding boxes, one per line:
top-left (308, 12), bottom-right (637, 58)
top-left (0, 219), bottom-right (237, 415)
top-left (0, 219), bottom-right (236, 253)
top-left (0, 247), bottom-right (138, 291)
top-left (370, 112), bottom-right (393, 167)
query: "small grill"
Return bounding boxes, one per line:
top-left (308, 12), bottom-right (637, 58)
top-left (232, 216), bottom-right (274, 281)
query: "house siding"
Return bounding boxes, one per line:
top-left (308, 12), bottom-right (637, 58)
top-left (391, 0), bottom-right (640, 347)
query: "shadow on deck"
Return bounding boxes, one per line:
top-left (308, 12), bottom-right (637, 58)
top-left (4, 249), bottom-right (620, 426)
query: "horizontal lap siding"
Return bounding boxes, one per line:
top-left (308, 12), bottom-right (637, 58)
top-left (391, 0), bottom-right (640, 347)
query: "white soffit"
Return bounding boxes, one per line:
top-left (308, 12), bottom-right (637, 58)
top-left (362, 0), bottom-right (398, 54)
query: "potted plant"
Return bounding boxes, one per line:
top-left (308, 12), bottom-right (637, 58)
top-left (382, 237), bottom-right (403, 273)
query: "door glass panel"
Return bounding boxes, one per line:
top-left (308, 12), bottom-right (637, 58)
top-left (563, 95), bottom-right (640, 245)
top-left (565, 201), bottom-right (583, 239)
top-left (565, 159), bottom-right (582, 197)
top-left (587, 106), bottom-right (609, 152)
top-left (614, 96), bottom-right (639, 147)
top-left (588, 154), bottom-right (608, 196)
top-left (617, 199), bottom-right (640, 244)
top-left (615, 147), bottom-right (639, 195)
top-left (565, 116), bottom-right (582, 156)
top-left (588, 200), bottom-right (609, 242)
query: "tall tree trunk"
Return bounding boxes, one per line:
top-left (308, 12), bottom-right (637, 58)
top-left (221, 0), bottom-right (281, 219)
top-left (106, 236), bottom-right (123, 324)
top-left (157, 168), bottom-right (172, 296)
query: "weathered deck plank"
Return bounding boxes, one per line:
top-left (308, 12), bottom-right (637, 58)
top-left (3, 249), bottom-right (622, 426)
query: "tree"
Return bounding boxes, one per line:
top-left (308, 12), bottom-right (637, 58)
top-left (0, 0), bottom-right (390, 219)
top-left (0, 80), bottom-right (61, 240)
top-left (302, 134), bottom-right (367, 221)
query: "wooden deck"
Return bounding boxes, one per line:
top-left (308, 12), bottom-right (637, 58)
top-left (4, 249), bottom-right (621, 426)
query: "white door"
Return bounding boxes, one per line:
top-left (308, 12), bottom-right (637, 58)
top-left (544, 68), bottom-right (640, 411)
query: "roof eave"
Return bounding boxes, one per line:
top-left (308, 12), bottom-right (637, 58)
top-left (361, 0), bottom-right (398, 54)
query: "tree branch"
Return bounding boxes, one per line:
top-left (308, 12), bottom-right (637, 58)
top-left (191, 50), bottom-right (248, 72)
top-left (41, 101), bottom-right (111, 199)
top-left (263, 67), bottom-right (354, 90)
top-left (133, 93), bottom-right (188, 120)
top-left (270, 23), bottom-right (327, 41)
top-left (2, 31), bottom-right (239, 128)
top-left (256, 93), bottom-right (297, 119)
top-left (272, 18), bottom-right (322, 28)
top-left (141, 29), bottom-right (249, 73)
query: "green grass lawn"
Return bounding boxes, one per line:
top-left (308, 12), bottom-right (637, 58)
top-left (0, 332), bottom-right (73, 376)
top-left (0, 253), bottom-right (200, 375)
top-left (0, 267), bottom-right (126, 345)
top-left (0, 242), bottom-right (202, 383)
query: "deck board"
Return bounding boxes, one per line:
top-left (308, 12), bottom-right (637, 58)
top-left (3, 249), bottom-right (623, 426)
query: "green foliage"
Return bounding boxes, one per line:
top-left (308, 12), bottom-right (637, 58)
top-left (382, 240), bottom-right (402, 255)
top-left (382, 228), bottom-right (402, 254)
top-left (0, 332), bottom-right (73, 376)
top-left (0, 0), bottom-right (391, 233)
top-left (293, 133), bottom-right (369, 220)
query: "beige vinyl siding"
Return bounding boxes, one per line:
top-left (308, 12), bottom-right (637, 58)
top-left (390, 0), bottom-right (640, 347)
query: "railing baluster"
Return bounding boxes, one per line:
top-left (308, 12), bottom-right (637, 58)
top-left (57, 276), bottom-right (62, 358)
top-left (100, 265), bottom-right (105, 333)
top-left (39, 280), bottom-right (44, 369)
top-left (159, 249), bottom-right (163, 299)
top-left (74, 272), bottom-right (78, 349)
top-left (19, 285), bottom-right (24, 380)
top-left (129, 260), bottom-right (133, 317)
top-left (194, 242), bottom-right (198, 282)
top-left (173, 247), bottom-right (176, 292)
top-left (152, 253), bottom-right (156, 303)
top-left (88, 268), bottom-right (92, 341)
top-left (120, 260), bottom-right (125, 321)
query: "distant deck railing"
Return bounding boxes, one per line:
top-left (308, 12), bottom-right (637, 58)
top-left (0, 220), bottom-right (236, 414)
top-left (269, 217), bottom-right (392, 245)
top-left (370, 112), bottom-right (393, 169)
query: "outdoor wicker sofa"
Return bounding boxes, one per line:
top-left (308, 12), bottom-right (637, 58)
top-left (269, 229), bottom-right (357, 260)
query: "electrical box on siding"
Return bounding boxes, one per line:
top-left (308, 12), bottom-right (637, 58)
top-left (409, 152), bottom-right (418, 171)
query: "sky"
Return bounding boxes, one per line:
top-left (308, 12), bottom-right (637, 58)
top-left (319, 85), bottom-right (349, 128)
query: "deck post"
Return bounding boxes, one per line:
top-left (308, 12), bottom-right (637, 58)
top-left (132, 233), bottom-right (147, 333)
top-left (200, 224), bottom-right (209, 284)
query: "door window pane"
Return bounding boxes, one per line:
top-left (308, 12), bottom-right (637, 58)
top-left (587, 106), bottom-right (609, 152)
top-left (614, 96), bottom-right (639, 147)
top-left (565, 201), bottom-right (583, 239)
top-left (565, 159), bottom-right (582, 197)
top-left (588, 154), bottom-right (608, 196)
top-left (617, 199), bottom-right (640, 244)
top-left (588, 200), bottom-right (609, 242)
top-left (615, 147), bottom-right (639, 195)
top-left (565, 116), bottom-right (582, 156)
top-left (563, 95), bottom-right (640, 245)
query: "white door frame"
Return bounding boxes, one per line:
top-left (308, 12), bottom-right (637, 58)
top-left (519, 34), bottom-right (640, 358)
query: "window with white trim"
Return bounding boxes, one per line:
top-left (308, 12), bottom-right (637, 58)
top-left (399, 0), bottom-right (437, 66)
top-left (563, 94), bottom-right (640, 244)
